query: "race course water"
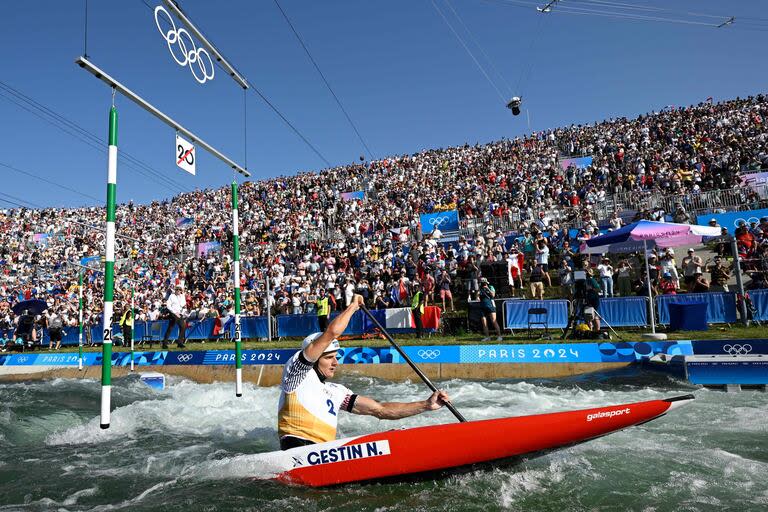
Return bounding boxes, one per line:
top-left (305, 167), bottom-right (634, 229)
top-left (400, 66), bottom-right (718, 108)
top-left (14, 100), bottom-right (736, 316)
top-left (0, 371), bottom-right (766, 512)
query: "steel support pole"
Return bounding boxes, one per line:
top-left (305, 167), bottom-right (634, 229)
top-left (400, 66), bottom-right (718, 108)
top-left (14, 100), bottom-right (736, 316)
top-left (644, 240), bottom-right (657, 334)
top-left (732, 238), bottom-right (748, 325)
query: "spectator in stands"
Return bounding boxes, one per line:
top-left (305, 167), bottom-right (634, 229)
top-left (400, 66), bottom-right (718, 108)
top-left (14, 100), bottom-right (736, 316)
top-left (707, 256), bottom-right (732, 293)
top-left (616, 259), bottom-right (633, 297)
top-left (422, 271), bottom-right (435, 306)
top-left (14, 309), bottom-right (36, 350)
top-left (522, 231), bottom-right (535, 268)
top-left (411, 282), bottom-right (425, 339)
top-left (465, 256), bottom-right (479, 300)
top-left (597, 258), bottom-right (614, 298)
top-left (659, 273), bottom-right (677, 295)
top-left (507, 247), bottom-right (524, 295)
top-left (119, 307), bottom-right (134, 346)
top-left (437, 271), bottom-right (454, 312)
top-left (659, 250), bottom-right (679, 290)
top-left (162, 285), bottom-right (187, 349)
top-left (529, 263), bottom-right (545, 300)
top-left (558, 259), bottom-right (573, 299)
top-left (672, 204), bottom-right (691, 224)
top-left (315, 289), bottom-right (331, 331)
top-left (46, 308), bottom-right (64, 350)
top-left (609, 212), bottom-right (623, 230)
top-left (693, 270), bottom-right (710, 292)
top-left (478, 278), bottom-right (501, 342)
top-left (535, 239), bottom-right (551, 287)
top-left (682, 248), bottom-right (704, 292)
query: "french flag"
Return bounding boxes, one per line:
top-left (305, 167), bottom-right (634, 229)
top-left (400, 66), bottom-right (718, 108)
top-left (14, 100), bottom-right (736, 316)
top-left (363, 307), bottom-right (416, 331)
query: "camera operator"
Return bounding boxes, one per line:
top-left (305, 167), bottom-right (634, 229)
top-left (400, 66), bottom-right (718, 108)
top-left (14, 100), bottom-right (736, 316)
top-left (582, 271), bottom-right (602, 332)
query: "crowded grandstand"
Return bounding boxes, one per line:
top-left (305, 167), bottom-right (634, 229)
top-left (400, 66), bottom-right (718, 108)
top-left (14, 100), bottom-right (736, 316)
top-left (2, 94), bottom-right (767, 348)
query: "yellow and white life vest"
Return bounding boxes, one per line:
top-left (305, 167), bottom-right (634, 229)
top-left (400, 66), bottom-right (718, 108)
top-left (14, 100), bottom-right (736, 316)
top-left (277, 352), bottom-right (354, 443)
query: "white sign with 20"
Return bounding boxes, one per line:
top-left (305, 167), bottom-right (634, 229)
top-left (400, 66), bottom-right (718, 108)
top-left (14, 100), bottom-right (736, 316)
top-left (175, 134), bottom-right (196, 175)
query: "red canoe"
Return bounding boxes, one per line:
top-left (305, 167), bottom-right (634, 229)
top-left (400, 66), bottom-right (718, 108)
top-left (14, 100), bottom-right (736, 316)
top-left (253, 394), bottom-right (694, 487)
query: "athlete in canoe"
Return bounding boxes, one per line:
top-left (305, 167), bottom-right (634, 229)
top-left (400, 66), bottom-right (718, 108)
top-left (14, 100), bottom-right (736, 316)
top-left (278, 294), bottom-right (451, 450)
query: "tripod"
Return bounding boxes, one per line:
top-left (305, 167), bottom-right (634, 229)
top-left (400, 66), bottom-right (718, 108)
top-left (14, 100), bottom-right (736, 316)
top-left (561, 296), bottom-right (586, 340)
top-left (591, 303), bottom-right (624, 341)
top-left (561, 295), bottom-right (623, 341)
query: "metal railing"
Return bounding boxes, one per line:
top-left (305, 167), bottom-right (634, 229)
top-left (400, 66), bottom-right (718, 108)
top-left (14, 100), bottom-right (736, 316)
top-left (591, 181), bottom-right (768, 226)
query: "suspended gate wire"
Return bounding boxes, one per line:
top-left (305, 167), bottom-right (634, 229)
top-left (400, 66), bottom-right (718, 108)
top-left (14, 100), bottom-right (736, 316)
top-left (0, 161), bottom-right (101, 203)
top-left (513, 9), bottom-right (546, 98)
top-left (0, 191), bottom-right (46, 209)
top-left (442, 0), bottom-right (515, 97)
top-left (0, 89), bottom-right (183, 195)
top-left (138, 0), bottom-right (332, 169)
top-left (578, 0), bottom-right (726, 20)
top-left (482, 0), bottom-right (768, 30)
top-left (431, 0), bottom-right (509, 103)
top-left (0, 81), bottom-right (192, 195)
top-left (273, 0), bottom-right (376, 161)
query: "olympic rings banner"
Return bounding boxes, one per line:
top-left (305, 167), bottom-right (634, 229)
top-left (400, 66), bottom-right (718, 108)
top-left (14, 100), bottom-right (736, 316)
top-left (419, 210), bottom-right (459, 234)
top-left (0, 340), bottom-right (703, 367)
top-left (696, 207), bottom-right (768, 235)
top-left (689, 339), bottom-right (768, 356)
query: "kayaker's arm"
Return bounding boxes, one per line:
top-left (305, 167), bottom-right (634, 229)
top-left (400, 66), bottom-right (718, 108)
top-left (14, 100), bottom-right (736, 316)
top-left (304, 295), bottom-right (363, 362)
top-left (351, 390), bottom-right (450, 420)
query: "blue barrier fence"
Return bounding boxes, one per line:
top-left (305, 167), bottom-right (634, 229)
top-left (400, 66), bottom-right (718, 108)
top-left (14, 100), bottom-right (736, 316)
top-left (35, 316), bottom-right (270, 346)
top-left (21, 290), bottom-right (768, 346)
top-left (656, 292), bottom-right (737, 325)
top-left (598, 297), bottom-right (648, 327)
top-left (747, 289), bottom-right (768, 321)
top-left (36, 309), bottom-right (427, 345)
top-left (503, 300), bottom-right (570, 330)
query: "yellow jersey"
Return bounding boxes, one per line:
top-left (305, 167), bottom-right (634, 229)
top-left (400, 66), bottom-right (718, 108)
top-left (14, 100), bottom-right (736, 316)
top-left (277, 351), bottom-right (356, 444)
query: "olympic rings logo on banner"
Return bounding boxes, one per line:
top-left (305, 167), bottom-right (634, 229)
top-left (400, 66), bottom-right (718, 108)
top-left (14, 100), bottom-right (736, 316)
top-left (734, 217), bottom-right (760, 229)
top-left (428, 217), bottom-right (450, 227)
top-left (722, 344), bottom-right (752, 355)
top-left (417, 349), bottom-right (441, 360)
top-left (177, 353), bottom-right (194, 363)
top-left (17, 356), bottom-right (29, 364)
top-left (154, 6), bottom-right (215, 84)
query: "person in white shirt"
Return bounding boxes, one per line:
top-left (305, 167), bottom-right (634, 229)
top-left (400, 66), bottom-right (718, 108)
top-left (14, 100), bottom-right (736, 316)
top-left (162, 284), bottom-right (187, 349)
top-left (609, 212), bottom-right (623, 230)
top-left (534, 240), bottom-right (551, 287)
top-left (597, 258), bottom-right (614, 298)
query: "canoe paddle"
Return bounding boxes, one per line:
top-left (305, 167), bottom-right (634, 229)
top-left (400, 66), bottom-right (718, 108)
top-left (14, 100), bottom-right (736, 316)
top-left (360, 305), bottom-right (467, 423)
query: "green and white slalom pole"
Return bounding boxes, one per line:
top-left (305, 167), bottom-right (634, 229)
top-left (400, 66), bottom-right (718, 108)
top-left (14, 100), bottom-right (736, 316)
top-left (130, 285), bottom-right (135, 372)
top-left (101, 104), bottom-right (118, 429)
top-left (78, 269), bottom-right (83, 371)
top-left (232, 180), bottom-right (243, 397)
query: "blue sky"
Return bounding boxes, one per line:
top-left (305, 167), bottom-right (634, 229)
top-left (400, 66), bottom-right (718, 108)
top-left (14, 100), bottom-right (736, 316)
top-left (1, 0), bottom-right (766, 208)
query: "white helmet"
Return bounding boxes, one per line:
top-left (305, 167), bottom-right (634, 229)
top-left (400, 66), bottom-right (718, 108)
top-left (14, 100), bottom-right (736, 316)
top-left (301, 332), bottom-right (340, 354)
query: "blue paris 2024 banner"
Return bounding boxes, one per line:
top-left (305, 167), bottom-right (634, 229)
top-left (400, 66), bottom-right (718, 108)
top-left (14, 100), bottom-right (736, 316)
top-left (0, 341), bottom-right (699, 367)
top-left (419, 210), bottom-right (459, 234)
